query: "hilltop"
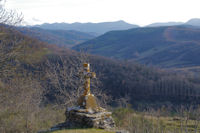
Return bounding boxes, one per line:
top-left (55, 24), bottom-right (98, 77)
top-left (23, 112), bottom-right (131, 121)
top-left (144, 18), bottom-right (200, 27)
top-left (146, 22), bottom-right (184, 27)
top-left (32, 20), bottom-right (139, 35)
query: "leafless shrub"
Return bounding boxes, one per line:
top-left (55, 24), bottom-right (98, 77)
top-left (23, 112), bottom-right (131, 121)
top-left (45, 52), bottom-right (112, 108)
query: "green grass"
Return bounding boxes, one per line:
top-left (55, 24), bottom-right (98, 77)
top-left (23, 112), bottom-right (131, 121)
top-left (50, 128), bottom-right (115, 133)
top-left (113, 108), bottom-right (200, 132)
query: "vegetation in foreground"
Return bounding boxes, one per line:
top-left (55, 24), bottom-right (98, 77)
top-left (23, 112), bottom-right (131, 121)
top-left (113, 108), bottom-right (200, 133)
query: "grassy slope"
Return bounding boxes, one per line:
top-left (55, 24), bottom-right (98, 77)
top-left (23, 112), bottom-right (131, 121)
top-left (43, 108), bottom-right (200, 133)
top-left (113, 108), bottom-right (200, 132)
top-left (73, 25), bottom-right (200, 68)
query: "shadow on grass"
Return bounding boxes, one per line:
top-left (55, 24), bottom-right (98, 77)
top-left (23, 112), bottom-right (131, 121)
top-left (39, 128), bottom-right (116, 133)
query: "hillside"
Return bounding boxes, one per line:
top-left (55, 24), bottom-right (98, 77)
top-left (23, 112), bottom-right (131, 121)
top-left (73, 25), bottom-right (200, 68)
top-left (0, 25), bottom-right (200, 106)
top-left (33, 20), bottom-right (139, 34)
top-left (17, 27), bottom-right (96, 48)
top-left (2, 24), bottom-right (200, 132)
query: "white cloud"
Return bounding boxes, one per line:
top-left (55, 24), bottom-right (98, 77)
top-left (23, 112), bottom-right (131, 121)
top-left (5, 0), bottom-right (200, 26)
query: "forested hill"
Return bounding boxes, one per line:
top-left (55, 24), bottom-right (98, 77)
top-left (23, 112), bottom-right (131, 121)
top-left (1, 24), bottom-right (200, 108)
top-left (73, 25), bottom-right (200, 68)
top-left (16, 27), bottom-right (96, 48)
top-left (33, 20), bottom-right (139, 34)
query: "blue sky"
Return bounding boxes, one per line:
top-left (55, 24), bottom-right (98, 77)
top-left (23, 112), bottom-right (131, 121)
top-left (5, 0), bottom-right (200, 26)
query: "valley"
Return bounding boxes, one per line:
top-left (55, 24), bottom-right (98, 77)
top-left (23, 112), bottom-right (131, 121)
top-left (73, 25), bottom-right (200, 69)
top-left (1, 14), bottom-right (200, 133)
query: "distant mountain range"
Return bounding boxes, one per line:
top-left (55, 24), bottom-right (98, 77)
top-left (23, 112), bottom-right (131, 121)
top-left (32, 20), bottom-right (139, 34)
top-left (146, 19), bottom-right (200, 27)
top-left (17, 27), bottom-right (96, 47)
top-left (73, 25), bottom-right (200, 68)
top-left (146, 22), bottom-right (184, 27)
top-left (24, 19), bottom-right (200, 68)
top-left (186, 18), bottom-right (200, 27)
top-left (31, 19), bottom-right (200, 34)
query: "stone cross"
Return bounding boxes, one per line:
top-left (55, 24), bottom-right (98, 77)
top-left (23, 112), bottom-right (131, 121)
top-left (77, 63), bottom-right (98, 110)
top-left (82, 63), bottom-right (96, 96)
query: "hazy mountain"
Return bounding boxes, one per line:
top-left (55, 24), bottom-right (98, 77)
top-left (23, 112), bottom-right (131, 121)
top-left (146, 18), bottom-right (200, 28)
top-left (186, 18), bottom-right (200, 27)
top-left (146, 22), bottom-right (184, 27)
top-left (32, 20), bottom-right (139, 34)
top-left (17, 27), bottom-right (96, 48)
top-left (73, 25), bottom-right (200, 68)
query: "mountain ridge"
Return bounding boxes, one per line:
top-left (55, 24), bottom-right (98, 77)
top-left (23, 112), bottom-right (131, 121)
top-left (30, 18), bottom-right (200, 32)
top-left (73, 25), bottom-right (200, 68)
top-left (31, 20), bottom-right (139, 34)
top-left (186, 18), bottom-right (200, 27)
top-left (145, 19), bottom-right (200, 27)
top-left (146, 22), bottom-right (184, 27)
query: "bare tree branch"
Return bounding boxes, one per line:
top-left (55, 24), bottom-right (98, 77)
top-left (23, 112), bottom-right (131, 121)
top-left (45, 52), bottom-right (112, 108)
top-left (0, 0), bottom-right (23, 26)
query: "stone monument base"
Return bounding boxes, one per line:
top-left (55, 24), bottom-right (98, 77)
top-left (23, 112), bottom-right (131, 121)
top-left (66, 107), bottom-right (115, 129)
top-left (51, 107), bottom-right (115, 130)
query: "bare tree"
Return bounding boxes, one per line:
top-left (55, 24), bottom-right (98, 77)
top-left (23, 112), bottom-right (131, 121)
top-left (45, 54), bottom-right (84, 107)
top-left (45, 52), bottom-right (112, 108)
top-left (0, 0), bottom-right (23, 25)
top-left (0, 0), bottom-right (24, 77)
